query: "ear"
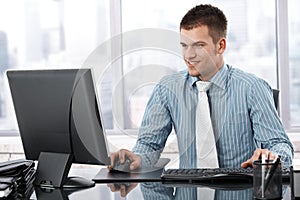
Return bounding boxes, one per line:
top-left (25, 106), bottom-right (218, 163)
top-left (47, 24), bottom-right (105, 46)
top-left (217, 38), bottom-right (226, 54)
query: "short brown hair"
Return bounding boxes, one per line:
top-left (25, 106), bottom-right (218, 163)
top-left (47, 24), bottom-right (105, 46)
top-left (180, 4), bottom-right (227, 44)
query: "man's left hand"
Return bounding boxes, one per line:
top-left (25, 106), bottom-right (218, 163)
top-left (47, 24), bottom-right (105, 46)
top-left (241, 148), bottom-right (276, 168)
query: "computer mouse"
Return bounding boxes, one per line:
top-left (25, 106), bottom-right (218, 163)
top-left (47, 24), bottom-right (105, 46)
top-left (111, 159), bottom-right (131, 172)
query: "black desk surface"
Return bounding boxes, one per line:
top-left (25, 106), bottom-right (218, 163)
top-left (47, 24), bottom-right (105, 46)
top-left (28, 167), bottom-right (293, 200)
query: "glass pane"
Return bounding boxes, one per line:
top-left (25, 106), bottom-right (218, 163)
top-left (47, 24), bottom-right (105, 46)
top-left (121, 0), bottom-right (277, 129)
top-left (0, 0), bottom-right (110, 132)
top-left (288, 0), bottom-right (300, 127)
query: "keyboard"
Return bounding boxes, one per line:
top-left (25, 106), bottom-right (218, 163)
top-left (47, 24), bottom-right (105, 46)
top-left (161, 167), bottom-right (290, 185)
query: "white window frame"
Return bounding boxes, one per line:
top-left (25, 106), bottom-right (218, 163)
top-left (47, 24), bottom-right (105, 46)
top-left (276, 0), bottom-right (291, 131)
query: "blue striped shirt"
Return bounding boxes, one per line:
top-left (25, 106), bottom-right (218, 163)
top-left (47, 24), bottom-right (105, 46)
top-left (132, 64), bottom-right (293, 198)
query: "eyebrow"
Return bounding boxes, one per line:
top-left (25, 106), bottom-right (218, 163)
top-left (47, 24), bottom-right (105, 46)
top-left (180, 41), bottom-right (206, 46)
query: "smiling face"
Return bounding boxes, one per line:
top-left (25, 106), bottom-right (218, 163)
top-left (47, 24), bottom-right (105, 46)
top-left (180, 25), bottom-right (226, 81)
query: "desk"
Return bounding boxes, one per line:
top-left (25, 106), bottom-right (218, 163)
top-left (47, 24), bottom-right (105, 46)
top-left (27, 167), bottom-right (292, 200)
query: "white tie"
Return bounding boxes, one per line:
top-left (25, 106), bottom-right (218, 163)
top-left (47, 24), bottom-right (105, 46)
top-left (196, 81), bottom-right (218, 200)
top-left (195, 81), bottom-right (219, 168)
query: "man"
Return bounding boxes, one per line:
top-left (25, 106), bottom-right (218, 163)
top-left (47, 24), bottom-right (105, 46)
top-left (110, 3), bottom-right (293, 177)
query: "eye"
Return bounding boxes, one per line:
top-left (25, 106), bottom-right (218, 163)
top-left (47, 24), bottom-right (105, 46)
top-left (180, 43), bottom-right (187, 48)
top-left (193, 43), bottom-right (204, 48)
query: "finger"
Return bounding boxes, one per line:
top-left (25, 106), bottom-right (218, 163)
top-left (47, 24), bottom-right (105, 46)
top-left (120, 185), bottom-right (127, 197)
top-left (241, 161), bottom-right (247, 168)
top-left (129, 156), bottom-right (142, 170)
top-left (241, 149), bottom-right (262, 168)
top-left (267, 151), bottom-right (276, 161)
top-left (122, 151), bottom-right (141, 170)
top-left (124, 150), bottom-right (137, 163)
top-left (262, 149), bottom-right (271, 159)
top-left (266, 151), bottom-right (270, 160)
top-left (241, 159), bottom-right (252, 168)
top-left (107, 184), bottom-right (118, 192)
top-left (118, 149), bottom-right (129, 163)
top-left (249, 149), bottom-right (267, 166)
top-left (253, 148), bottom-right (263, 160)
top-left (109, 152), bottom-right (118, 168)
top-left (126, 183), bottom-right (138, 193)
top-left (259, 149), bottom-right (275, 161)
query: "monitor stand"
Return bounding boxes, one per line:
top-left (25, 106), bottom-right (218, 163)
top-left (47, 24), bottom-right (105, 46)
top-left (34, 152), bottom-right (95, 188)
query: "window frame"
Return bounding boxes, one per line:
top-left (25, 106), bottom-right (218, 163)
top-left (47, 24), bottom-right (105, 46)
top-left (276, 0), bottom-right (291, 131)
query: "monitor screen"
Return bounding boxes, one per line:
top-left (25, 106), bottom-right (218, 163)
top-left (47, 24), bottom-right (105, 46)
top-left (7, 68), bottom-right (111, 188)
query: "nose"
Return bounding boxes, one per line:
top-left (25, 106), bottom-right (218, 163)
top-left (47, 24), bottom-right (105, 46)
top-left (183, 46), bottom-right (196, 60)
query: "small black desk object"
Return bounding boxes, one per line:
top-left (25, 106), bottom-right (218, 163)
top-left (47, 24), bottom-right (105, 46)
top-left (291, 165), bottom-right (300, 199)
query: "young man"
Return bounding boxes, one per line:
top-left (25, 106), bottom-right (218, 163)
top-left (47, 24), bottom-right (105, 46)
top-left (110, 3), bottom-right (293, 177)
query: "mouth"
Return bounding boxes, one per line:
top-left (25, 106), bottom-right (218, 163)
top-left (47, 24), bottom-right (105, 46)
top-left (185, 59), bottom-right (200, 66)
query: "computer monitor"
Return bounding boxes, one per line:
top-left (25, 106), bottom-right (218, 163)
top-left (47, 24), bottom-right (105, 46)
top-left (6, 68), bottom-right (111, 188)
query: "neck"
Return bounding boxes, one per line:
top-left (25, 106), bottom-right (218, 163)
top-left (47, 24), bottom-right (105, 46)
top-left (198, 67), bottom-right (222, 81)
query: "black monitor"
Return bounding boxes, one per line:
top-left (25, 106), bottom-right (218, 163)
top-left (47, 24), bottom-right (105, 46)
top-left (6, 68), bottom-right (111, 188)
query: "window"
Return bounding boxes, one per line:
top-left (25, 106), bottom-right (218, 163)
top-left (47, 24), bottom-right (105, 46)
top-left (121, 0), bottom-right (278, 130)
top-left (0, 0), bottom-right (110, 134)
top-left (0, 0), bottom-right (299, 136)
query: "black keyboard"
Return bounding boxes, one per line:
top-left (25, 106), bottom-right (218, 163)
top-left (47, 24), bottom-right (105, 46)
top-left (161, 167), bottom-right (290, 184)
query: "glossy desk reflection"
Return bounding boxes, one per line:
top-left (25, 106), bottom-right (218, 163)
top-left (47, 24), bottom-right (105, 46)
top-left (30, 183), bottom-right (291, 200)
top-left (29, 167), bottom-right (292, 200)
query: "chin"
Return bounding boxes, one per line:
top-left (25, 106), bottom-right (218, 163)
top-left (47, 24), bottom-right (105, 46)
top-left (187, 68), bottom-right (200, 77)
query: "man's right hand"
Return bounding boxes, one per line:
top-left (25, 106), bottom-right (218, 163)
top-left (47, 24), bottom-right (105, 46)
top-left (109, 149), bottom-right (142, 171)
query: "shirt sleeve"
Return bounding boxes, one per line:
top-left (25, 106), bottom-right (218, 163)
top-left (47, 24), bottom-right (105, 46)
top-left (132, 83), bottom-right (173, 167)
top-left (248, 79), bottom-right (294, 167)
